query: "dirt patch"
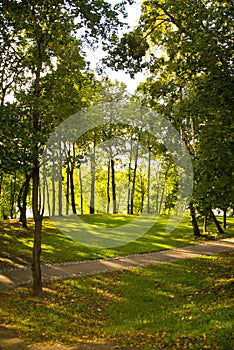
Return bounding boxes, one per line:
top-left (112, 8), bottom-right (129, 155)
top-left (0, 326), bottom-right (28, 350)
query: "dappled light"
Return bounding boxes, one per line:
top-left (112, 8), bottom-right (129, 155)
top-left (0, 216), bottom-right (233, 348)
top-left (1, 253), bottom-right (233, 349)
top-left (1, 215), bottom-right (234, 270)
top-left (0, 0), bottom-right (233, 347)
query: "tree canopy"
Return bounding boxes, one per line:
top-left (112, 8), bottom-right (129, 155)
top-left (0, 0), bottom-right (233, 294)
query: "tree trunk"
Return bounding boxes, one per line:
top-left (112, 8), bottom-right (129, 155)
top-left (18, 185), bottom-right (24, 222)
top-left (127, 136), bottom-right (133, 215)
top-left (31, 31), bottom-right (49, 296)
top-left (70, 143), bottom-right (77, 215)
top-left (127, 176), bottom-right (131, 214)
top-left (159, 182), bottom-right (165, 214)
top-left (66, 167), bottom-right (70, 215)
top-left (147, 147), bottom-right (151, 214)
top-left (130, 139), bottom-right (140, 215)
top-left (222, 209), bottom-right (227, 229)
top-left (52, 178), bottom-right (56, 216)
top-left (70, 167), bottom-right (76, 214)
top-left (210, 209), bottom-right (224, 234)
top-left (90, 140), bottom-right (96, 214)
top-left (155, 187), bottom-right (159, 214)
top-left (107, 159), bottom-right (110, 214)
top-left (18, 173), bottom-right (31, 228)
top-left (0, 173), bottom-right (3, 196)
top-left (79, 167), bottom-right (83, 215)
top-left (140, 173), bottom-right (145, 213)
top-left (58, 175), bottom-right (63, 216)
top-left (45, 177), bottom-right (51, 216)
top-left (32, 217), bottom-right (42, 295)
top-left (190, 117), bottom-right (197, 155)
top-left (52, 158), bottom-right (56, 217)
top-left (58, 141), bottom-right (63, 216)
top-left (32, 165), bottom-right (43, 295)
top-left (189, 202), bottom-right (201, 237)
top-left (111, 158), bottom-right (117, 214)
top-left (203, 215), bottom-right (207, 233)
top-left (10, 173), bottom-right (17, 219)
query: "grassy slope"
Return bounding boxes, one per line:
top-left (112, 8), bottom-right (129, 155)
top-left (0, 214), bottom-right (234, 265)
top-left (0, 252), bottom-right (233, 349)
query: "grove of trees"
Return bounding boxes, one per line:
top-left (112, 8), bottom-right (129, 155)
top-left (0, 0), bottom-right (233, 295)
top-left (106, 0), bottom-right (233, 233)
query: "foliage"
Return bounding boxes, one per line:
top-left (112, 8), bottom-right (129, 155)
top-left (0, 0), bottom-right (137, 293)
top-left (104, 0), bottom-right (234, 224)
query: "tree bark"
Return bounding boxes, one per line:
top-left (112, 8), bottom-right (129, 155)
top-left (111, 158), bottom-right (117, 214)
top-left (127, 136), bottom-right (133, 214)
top-left (147, 147), bottom-right (151, 214)
top-left (79, 167), bottom-right (83, 215)
top-left (90, 139), bottom-right (96, 214)
top-left (159, 182), bottom-right (165, 214)
top-left (222, 209), bottom-right (227, 229)
top-left (107, 159), bottom-right (111, 214)
top-left (203, 215), bottom-right (207, 233)
top-left (210, 209), bottom-right (224, 234)
top-left (31, 31), bottom-right (49, 296)
top-left (70, 143), bottom-right (77, 215)
top-left (58, 140), bottom-right (63, 216)
top-left (189, 202), bottom-right (201, 237)
top-left (45, 177), bottom-right (51, 216)
top-left (10, 173), bottom-right (16, 219)
top-left (155, 187), bottom-right (159, 214)
top-left (140, 172), bottom-right (145, 213)
top-left (51, 156), bottom-right (56, 216)
top-left (18, 173), bottom-right (31, 228)
top-left (32, 165), bottom-right (43, 295)
top-left (66, 166), bottom-right (70, 215)
top-left (70, 167), bottom-right (76, 214)
top-left (0, 173), bottom-right (3, 195)
top-left (130, 138), bottom-right (140, 215)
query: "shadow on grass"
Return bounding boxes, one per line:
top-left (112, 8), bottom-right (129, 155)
top-left (0, 252), bottom-right (233, 349)
top-left (1, 214), bottom-right (234, 266)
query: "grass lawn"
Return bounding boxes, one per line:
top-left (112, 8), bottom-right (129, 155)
top-left (0, 252), bottom-right (233, 349)
top-left (0, 214), bottom-right (234, 265)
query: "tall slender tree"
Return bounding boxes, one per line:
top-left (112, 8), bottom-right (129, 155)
top-left (1, 0), bottom-right (133, 295)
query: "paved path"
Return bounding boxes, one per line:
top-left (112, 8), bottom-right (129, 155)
top-left (1, 238), bottom-right (234, 291)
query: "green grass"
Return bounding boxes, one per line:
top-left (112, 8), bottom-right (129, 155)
top-left (1, 252), bottom-right (233, 349)
top-left (0, 214), bottom-right (234, 265)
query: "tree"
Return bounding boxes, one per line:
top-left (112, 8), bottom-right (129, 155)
top-left (18, 172), bottom-right (31, 228)
top-left (97, 79), bottom-right (130, 214)
top-left (1, 0), bottom-right (133, 295)
top-left (104, 0), bottom-right (233, 236)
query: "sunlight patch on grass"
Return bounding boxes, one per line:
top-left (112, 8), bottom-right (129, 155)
top-left (1, 252), bottom-right (233, 349)
top-left (0, 215), bottom-right (234, 265)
